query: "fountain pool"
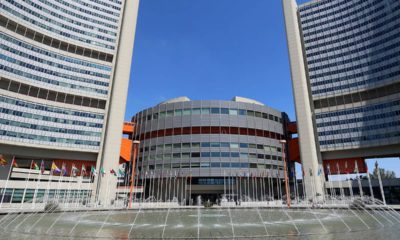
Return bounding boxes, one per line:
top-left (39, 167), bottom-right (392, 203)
top-left (1, 207), bottom-right (399, 239)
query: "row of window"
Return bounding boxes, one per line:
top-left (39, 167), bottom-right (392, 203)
top-left (308, 41), bottom-right (399, 73)
top-left (139, 152), bottom-right (283, 161)
top-left (137, 108), bottom-right (282, 123)
top-left (0, 188), bottom-right (90, 203)
top-left (318, 121), bottom-right (400, 137)
top-left (46, 0), bottom-right (119, 28)
top-left (2, 3), bottom-right (115, 50)
top-left (320, 131), bottom-right (400, 146)
top-left (0, 15), bottom-right (113, 63)
top-left (299, 0), bottom-right (349, 15)
top-left (139, 162), bottom-right (283, 171)
top-left (316, 110), bottom-right (400, 128)
top-left (311, 69), bottom-right (400, 96)
top-left (71, 0), bottom-right (121, 17)
top-left (300, 0), bottom-right (382, 29)
top-left (311, 70), bottom-right (400, 95)
top-left (140, 142), bottom-right (282, 153)
top-left (8, 0), bottom-right (118, 44)
top-left (316, 100), bottom-right (400, 120)
top-left (0, 107), bottom-right (103, 128)
top-left (303, 4), bottom-right (386, 40)
top-left (0, 130), bottom-right (101, 147)
top-left (1, 33), bottom-right (111, 71)
top-left (1, 60), bottom-right (108, 95)
top-left (307, 32), bottom-right (400, 66)
top-left (0, 118), bottom-right (101, 137)
top-left (26, 0), bottom-right (117, 37)
top-left (304, 12), bottom-right (399, 52)
top-left (0, 95), bottom-right (104, 119)
top-left (1, 44), bottom-right (111, 80)
top-left (309, 49), bottom-right (400, 80)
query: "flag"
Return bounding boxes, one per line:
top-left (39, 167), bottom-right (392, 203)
top-left (309, 168), bottom-right (313, 176)
top-left (61, 163), bottom-right (67, 176)
top-left (317, 167), bottom-right (322, 176)
top-left (72, 165), bottom-right (79, 176)
top-left (110, 169), bottom-right (117, 176)
top-left (11, 157), bottom-right (18, 168)
top-left (51, 162), bottom-right (61, 174)
top-left (118, 168), bottom-right (124, 176)
top-left (31, 161), bottom-right (39, 170)
top-left (0, 155), bottom-right (7, 166)
top-left (100, 167), bottom-right (106, 176)
top-left (91, 166), bottom-right (97, 176)
top-left (40, 160), bottom-right (45, 174)
top-left (81, 164), bottom-right (87, 176)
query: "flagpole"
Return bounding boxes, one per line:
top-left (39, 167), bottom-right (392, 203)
top-left (75, 167), bottom-right (83, 208)
top-left (0, 156), bottom-right (15, 208)
top-left (32, 161), bottom-right (43, 209)
top-left (21, 160), bottom-right (34, 209)
top-left (65, 165), bottom-right (74, 208)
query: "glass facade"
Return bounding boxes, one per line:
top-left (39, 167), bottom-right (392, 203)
top-left (132, 99), bottom-right (288, 180)
top-left (298, 0), bottom-right (400, 151)
top-left (0, 0), bottom-right (123, 151)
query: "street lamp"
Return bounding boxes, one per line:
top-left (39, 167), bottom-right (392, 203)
top-left (129, 140), bottom-right (140, 208)
top-left (280, 139), bottom-right (291, 208)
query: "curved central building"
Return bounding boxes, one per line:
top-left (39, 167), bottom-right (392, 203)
top-left (133, 97), bottom-right (289, 203)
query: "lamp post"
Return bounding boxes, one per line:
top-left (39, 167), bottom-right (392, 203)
top-left (129, 140), bottom-right (140, 208)
top-left (280, 139), bottom-right (291, 208)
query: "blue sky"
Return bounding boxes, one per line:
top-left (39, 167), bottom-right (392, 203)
top-left (125, 0), bottom-right (399, 176)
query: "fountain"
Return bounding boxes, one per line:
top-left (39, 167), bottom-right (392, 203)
top-left (1, 163), bottom-right (400, 239)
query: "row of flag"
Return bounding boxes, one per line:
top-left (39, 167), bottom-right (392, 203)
top-left (0, 156), bottom-right (126, 177)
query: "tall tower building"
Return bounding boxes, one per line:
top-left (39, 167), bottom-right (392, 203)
top-left (283, 0), bottom-right (400, 199)
top-left (0, 0), bottom-right (139, 205)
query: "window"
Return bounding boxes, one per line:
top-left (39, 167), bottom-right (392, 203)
top-left (211, 152), bottom-right (221, 157)
top-left (210, 142), bottom-right (220, 147)
top-left (229, 109), bottom-right (238, 115)
top-left (173, 153), bottom-right (181, 159)
top-left (192, 142), bottom-right (200, 148)
top-left (221, 152), bottom-right (230, 157)
top-left (200, 163), bottom-right (210, 168)
top-left (247, 110), bottom-right (255, 117)
top-left (182, 143), bottom-right (191, 148)
top-left (174, 109), bottom-right (182, 116)
top-left (221, 108), bottom-right (229, 114)
top-left (257, 144), bottom-right (264, 150)
top-left (192, 108), bottom-right (201, 115)
top-left (240, 143), bottom-right (248, 148)
top-left (183, 109), bottom-right (191, 115)
top-left (159, 111), bottom-right (166, 118)
top-left (248, 144), bottom-right (257, 149)
top-left (211, 108), bottom-right (220, 114)
top-left (164, 144), bottom-right (172, 150)
top-left (239, 109), bottom-right (247, 115)
top-left (201, 108), bottom-right (210, 114)
top-left (166, 110), bottom-right (174, 117)
top-left (201, 152), bottom-right (211, 157)
top-left (230, 152), bottom-right (240, 157)
top-left (240, 153), bottom-right (248, 159)
top-left (211, 162), bottom-right (220, 167)
top-left (230, 143), bottom-right (239, 148)
top-left (173, 143), bottom-right (181, 149)
top-left (191, 152), bottom-right (200, 158)
top-left (201, 142), bottom-right (210, 147)
top-left (220, 142), bottom-right (230, 148)
top-left (181, 153), bottom-right (190, 159)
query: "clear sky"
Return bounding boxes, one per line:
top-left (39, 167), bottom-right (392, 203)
top-left (125, 0), bottom-right (399, 177)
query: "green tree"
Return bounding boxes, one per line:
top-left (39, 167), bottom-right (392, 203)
top-left (370, 168), bottom-right (396, 179)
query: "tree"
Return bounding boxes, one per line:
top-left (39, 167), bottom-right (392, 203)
top-left (370, 168), bottom-right (396, 179)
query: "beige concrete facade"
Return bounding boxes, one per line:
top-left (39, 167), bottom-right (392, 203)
top-left (282, 0), bottom-right (325, 201)
top-left (95, 0), bottom-right (140, 205)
